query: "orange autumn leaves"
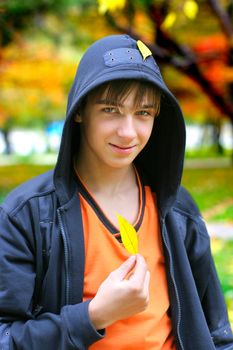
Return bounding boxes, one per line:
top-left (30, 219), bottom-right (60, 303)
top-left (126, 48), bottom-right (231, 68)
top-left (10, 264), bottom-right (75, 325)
top-left (0, 43), bottom-right (77, 126)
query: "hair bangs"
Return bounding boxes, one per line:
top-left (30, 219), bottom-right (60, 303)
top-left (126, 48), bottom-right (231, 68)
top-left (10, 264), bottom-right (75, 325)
top-left (89, 79), bottom-right (161, 111)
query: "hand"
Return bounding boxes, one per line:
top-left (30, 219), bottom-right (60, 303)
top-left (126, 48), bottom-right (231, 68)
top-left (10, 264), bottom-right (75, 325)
top-left (88, 254), bottom-right (150, 330)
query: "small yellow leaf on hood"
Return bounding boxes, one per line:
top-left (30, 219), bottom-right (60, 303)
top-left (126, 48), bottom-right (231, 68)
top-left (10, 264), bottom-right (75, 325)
top-left (117, 213), bottom-right (138, 254)
top-left (137, 40), bottom-right (152, 61)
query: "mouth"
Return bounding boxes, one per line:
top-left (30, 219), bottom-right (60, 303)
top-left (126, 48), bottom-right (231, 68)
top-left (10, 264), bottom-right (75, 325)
top-left (109, 143), bottom-right (136, 154)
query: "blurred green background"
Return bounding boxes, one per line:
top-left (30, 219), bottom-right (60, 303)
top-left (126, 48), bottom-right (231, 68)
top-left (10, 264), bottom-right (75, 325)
top-left (0, 0), bottom-right (232, 328)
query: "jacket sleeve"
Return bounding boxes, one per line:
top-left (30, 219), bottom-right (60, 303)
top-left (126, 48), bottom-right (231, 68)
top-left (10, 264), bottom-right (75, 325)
top-left (0, 206), bottom-right (104, 350)
top-left (179, 187), bottom-right (233, 349)
top-left (201, 251), bottom-right (233, 349)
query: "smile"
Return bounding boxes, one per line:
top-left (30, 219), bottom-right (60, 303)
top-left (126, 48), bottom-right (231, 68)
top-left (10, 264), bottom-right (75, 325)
top-left (109, 143), bottom-right (136, 154)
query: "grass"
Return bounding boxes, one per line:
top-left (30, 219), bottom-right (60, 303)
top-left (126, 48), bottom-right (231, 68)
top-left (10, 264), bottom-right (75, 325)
top-left (185, 148), bottom-right (232, 159)
top-left (0, 163), bottom-right (232, 327)
top-left (0, 164), bottom-right (52, 203)
top-left (211, 205), bottom-right (233, 222)
top-left (182, 167), bottom-right (233, 222)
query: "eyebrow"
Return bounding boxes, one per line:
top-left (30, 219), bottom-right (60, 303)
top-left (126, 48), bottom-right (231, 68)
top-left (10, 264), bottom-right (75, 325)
top-left (96, 99), bottom-right (123, 106)
top-left (96, 99), bottom-right (157, 109)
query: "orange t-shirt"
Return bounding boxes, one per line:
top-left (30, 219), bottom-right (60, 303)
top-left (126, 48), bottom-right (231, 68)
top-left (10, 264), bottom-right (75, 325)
top-left (77, 173), bottom-right (176, 350)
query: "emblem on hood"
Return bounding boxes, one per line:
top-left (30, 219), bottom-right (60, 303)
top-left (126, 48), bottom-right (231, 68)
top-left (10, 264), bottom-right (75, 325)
top-left (137, 40), bottom-right (152, 61)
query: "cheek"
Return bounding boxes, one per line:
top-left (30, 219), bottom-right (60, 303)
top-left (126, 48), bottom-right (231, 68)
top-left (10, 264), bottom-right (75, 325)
top-left (95, 119), bottom-right (117, 136)
top-left (82, 119), bottom-right (111, 145)
top-left (139, 121), bottom-right (154, 142)
top-left (81, 120), bottom-right (97, 145)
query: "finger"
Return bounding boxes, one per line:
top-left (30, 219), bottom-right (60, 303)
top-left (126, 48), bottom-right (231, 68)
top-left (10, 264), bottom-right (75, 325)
top-left (128, 254), bottom-right (148, 286)
top-left (111, 255), bottom-right (137, 280)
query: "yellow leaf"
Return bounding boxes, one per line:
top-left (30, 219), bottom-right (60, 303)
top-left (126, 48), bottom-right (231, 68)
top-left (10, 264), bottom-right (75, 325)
top-left (116, 213), bottom-right (138, 254)
top-left (97, 0), bottom-right (126, 14)
top-left (183, 0), bottom-right (199, 20)
top-left (161, 12), bottom-right (177, 30)
top-left (137, 40), bottom-right (152, 61)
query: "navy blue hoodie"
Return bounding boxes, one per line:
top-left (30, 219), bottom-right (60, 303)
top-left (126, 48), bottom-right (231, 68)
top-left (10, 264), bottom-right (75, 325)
top-left (0, 34), bottom-right (232, 350)
top-left (55, 34), bottom-right (185, 213)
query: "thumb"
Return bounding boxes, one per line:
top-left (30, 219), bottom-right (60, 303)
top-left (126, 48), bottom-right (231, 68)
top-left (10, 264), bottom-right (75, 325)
top-left (111, 255), bottom-right (137, 281)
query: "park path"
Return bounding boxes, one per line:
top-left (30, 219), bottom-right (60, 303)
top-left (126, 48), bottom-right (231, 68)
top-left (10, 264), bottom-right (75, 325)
top-left (206, 222), bottom-right (233, 239)
top-left (203, 199), bottom-right (233, 239)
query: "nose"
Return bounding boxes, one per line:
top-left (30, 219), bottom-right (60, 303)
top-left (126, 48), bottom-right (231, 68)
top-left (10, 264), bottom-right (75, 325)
top-left (117, 115), bottom-right (137, 140)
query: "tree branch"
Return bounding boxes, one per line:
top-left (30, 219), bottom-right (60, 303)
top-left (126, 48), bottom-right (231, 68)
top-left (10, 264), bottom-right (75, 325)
top-left (207, 0), bottom-right (233, 39)
top-left (105, 11), bottom-right (233, 122)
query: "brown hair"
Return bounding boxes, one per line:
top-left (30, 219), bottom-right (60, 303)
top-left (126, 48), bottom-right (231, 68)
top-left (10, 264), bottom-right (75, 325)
top-left (79, 79), bottom-right (161, 116)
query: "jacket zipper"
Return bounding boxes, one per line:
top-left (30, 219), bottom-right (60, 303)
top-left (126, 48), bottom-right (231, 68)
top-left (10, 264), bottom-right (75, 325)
top-left (57, 208), bottom-right (70, 305)
top-left (160, 217), bottom-right (184, 350)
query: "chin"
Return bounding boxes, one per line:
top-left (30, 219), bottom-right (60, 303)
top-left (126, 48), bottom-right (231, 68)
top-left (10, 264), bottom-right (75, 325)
top-left (108, 158), bottom-right (136, 169)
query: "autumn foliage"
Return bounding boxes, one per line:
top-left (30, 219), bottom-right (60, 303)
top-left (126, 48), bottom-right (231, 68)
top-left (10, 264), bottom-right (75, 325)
top-left (0, 0), bottom-right (233, 131)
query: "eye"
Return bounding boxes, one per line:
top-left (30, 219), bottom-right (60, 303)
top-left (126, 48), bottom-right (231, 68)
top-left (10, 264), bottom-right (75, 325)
top-left (103, 107), bottom-right (119, 114)
top-left (136, 110), bottom-right (151, 116)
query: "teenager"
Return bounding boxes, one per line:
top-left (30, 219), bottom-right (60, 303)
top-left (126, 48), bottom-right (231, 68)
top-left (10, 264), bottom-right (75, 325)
top-left (0, 34), bottom-right (232, 350)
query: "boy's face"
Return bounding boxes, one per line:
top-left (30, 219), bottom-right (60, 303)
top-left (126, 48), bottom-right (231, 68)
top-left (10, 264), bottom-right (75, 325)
top-left (75, 85), bottom-right (158, 170)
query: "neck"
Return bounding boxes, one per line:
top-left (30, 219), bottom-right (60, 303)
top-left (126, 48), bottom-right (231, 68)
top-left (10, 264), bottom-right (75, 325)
top-left (74, 156), bottom-right (136, 197)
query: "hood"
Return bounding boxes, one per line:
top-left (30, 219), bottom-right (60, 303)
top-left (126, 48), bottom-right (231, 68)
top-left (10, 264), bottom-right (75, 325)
top-left (54, 34), bottom-right (186, 216)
